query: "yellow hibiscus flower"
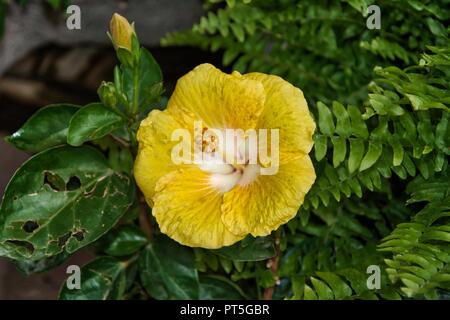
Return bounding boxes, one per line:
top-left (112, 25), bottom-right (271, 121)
top-left (134, 64), bottom-right (316, 249)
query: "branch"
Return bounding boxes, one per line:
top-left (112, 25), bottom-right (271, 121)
top-left (263, 230), bottom-right (281, 300)
top-left (138, 191), bottom-right (152, 240)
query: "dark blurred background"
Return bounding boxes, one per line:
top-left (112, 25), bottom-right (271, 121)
top-left (0, 0), bottom-right (221, 299)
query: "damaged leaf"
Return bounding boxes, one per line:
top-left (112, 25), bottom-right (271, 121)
top-left (0, 146), bottom-right (135, 260)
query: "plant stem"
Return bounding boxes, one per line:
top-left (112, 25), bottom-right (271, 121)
top-left (263, 230), bottom-right (281, 300)
top-left (138, 191), bottom-right (152, 240)
top-left (132, 61), bottom-right (140, 116)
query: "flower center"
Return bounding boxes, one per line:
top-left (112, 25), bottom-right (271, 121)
top-left (199, 130), bottom-right (260, 193)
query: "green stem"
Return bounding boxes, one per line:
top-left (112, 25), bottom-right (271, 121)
top-left (132, 60), bottom-right (140, 116)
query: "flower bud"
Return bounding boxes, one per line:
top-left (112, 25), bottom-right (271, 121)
top-left (98, 82), bottom-right (117, 108)
top-left (110, 13), bottom-right (133, 51)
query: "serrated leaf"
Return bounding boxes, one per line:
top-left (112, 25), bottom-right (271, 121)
top-left (0, 146), bottom-right (134, 260)
top-left (6, 104), bottom-right (79, 152)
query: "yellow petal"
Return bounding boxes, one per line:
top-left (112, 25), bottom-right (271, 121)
top-left (221, 155), bottom-right (316, 237)
top-left (152, 167), bottom-right (244, 248)
top-left (167, 64), bottom-right (266, 130)
top-left (134, 109), bottom-right (189, 201)
top-left (244, 72), bottom-right (316, 161)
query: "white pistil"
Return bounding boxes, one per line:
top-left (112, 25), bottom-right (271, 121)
top-left (200, 129), bottom-right (261, 193)
top-left (210, 170), bottom-right (242, 193)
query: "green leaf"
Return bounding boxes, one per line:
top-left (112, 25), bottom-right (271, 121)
top-left (331, 136), bottom-right (347, 168)
top-left (67, 103), bottom-right (125, 147)
top-left (314, 135), bottom-right (328, 161)
top-left (138, 48), bottom-right (163, 106)
top-left (0, 146), bottom-right (134, 260)
top-left (348, 105), bottom-right (369, 139)
top-left (310, 277), bottom-right (334, 299)
top-left (332, 102), bottom-right (351, 138)
top-left (59, 256), bottom-right (127, 300)
top-left (6, 104), bottom-right (79, 152)
top-left (139, 236), bottom-right (199, 299)
top-left (348, 139), bottom-right (365, 174)
top-left (212, 236), bottom-right (275, 261)
top-left (390, 138), bottom-right (404, 166)
top-left (317, 102), bottom-right (335, 136)
top-left (359, 142), bottom-right (382, 172)
top-left (316, 272), bottom-right (352, 299)
top-left (199, 275), bottom-right (246, 299)
top-left (102, 225), bottom-right (147, 257)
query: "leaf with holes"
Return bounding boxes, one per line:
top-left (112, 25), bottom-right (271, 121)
top-left (6, 104), bottom-right (79, 152)
top-left (67, 103), bottom-right (125, 147)
top-left (59, 256), bottom-right (127, 300)
top-left (0, 146), bottom-right (134, 260)
top-left (212, 236), bottom-right (275, 261)
top-left (139, 236), bottom-right (199, 299)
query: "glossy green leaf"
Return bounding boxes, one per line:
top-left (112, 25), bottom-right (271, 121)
top-left (348, 139), bottom-right (365, 174)
top-left (138, 48), bottom-right (163, 106)
top-left (316, 272), bottom-right (352, 299)
top-left (67, 103), bottom-right (125, 146)
top-left (6, 104), bottom-right (79, 152)
top-left (103, 225), bottom-right (147, 257)
top-left (139, 236), bottom-right (199, 299)
top-left (359, 142), bottom-right (382, 172)
top-left (391, 138), bottom-right (404, 166)
top-left (0, 146), bottom-right (134, 260)
top-left (59, 256), bottom-right (127, 300)
top-left (310, 277), bottom-right (334, 299)
top-left (199, 275), bottom-right (246, 299)
top-left (212, 236), bottom-right (275, 262)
